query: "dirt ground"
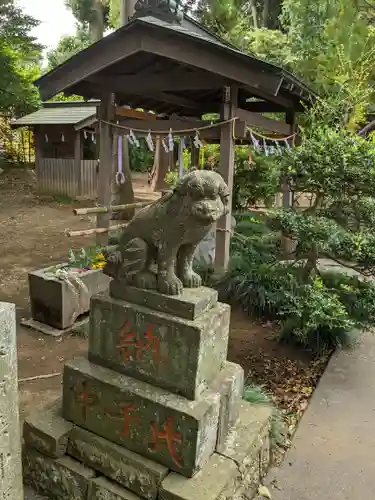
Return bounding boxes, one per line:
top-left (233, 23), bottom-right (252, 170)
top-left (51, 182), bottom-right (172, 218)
top-left (0, 169), bottom-right (326, 437)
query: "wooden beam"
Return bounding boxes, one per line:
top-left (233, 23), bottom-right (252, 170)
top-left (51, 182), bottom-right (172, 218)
top-left (236, 108), bottom-right (290, 135)
top-left (241, 99), bottom-right (304, 113)
top-left (115, 107), bottom-right (158, 120)
top-left (114, 118), bottom-right (247, 139)
top-left (145, 91), bottom-right (199, 110)
top-left (142, 34), bottom-right (289, 106)
top-left (88, 72), bottom-right (226, 93)
top-left (239, 100), bottom-right (283, 113)
top-left (96, 94), bottom-right (115, 245)
top-left (215, 85), bottom-right (238, 271)
top-left (36, 33), bottom-right (143, 101)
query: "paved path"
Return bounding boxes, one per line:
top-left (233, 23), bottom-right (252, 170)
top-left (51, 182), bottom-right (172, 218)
top-left (265, 331), bottom-right (375, 500)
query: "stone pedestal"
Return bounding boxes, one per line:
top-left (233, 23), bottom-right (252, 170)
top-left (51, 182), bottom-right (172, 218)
top-left (89, 289), bottom-right (230, 399)
top-left (0, 302), bottom-right (23, 500)
top-left (22, 286), bottom-right (271, 500)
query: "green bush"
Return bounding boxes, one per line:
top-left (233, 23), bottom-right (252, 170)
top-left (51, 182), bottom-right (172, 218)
top-left (217, 214), bottom-right (375, 352)
top-left (232, 147), bottom-right (280, 210)
top-left (129, 140), bottom-right (153, 173)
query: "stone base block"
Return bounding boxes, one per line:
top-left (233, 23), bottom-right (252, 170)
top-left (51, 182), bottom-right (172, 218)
top-left (63, 357), bottom-right (220, 477)
top-left (88, 291), bottom-right (230, 400)
top-left (218, 402), bottom-right (272, 500)
top-left (23, 399), bottom-right (73, 458)
top-left (159, 454), bottom-right (237, 500)
top-left (29, 265), bottom-right (110, 330)
top-left (88, 477), bottom-right (143, 500)
top-left (212, 362), bottom-right (244, 449)
top-left (67, 426), bottom-right (168, 500)
top-left (23, 447), bottom-right (95, 500)
top-left (159, 402), bottom-right (272, 500)
top-left (109, 282), bottom-right (218, 320)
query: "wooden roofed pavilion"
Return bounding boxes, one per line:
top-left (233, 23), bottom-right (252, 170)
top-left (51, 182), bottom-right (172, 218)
top-left (34, 0), bottom-right (315, 270)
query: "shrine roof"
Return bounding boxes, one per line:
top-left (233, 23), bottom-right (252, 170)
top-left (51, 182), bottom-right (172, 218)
top-left (34, 9), bottom-right (315, 116)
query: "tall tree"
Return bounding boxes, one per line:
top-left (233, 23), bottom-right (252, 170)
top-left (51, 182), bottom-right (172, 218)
top-left (65, 0), bottom-right (110, 42)
top-left (47, 26), bottom-right (90, 69)
top-left (0, 0), bottom-right (42, 115)
top-left (190, 0), bottom-right (282, 39)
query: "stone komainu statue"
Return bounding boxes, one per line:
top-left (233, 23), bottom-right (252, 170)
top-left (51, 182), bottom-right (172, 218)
top-left (103, 170), bottom-right (230, 295)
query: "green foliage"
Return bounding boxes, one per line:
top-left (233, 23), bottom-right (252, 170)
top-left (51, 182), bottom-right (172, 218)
top-left (47, 26), bottom-right (90, 69)
top-left (243, 384), bottom-right (287, 451)
top-left (0, 1), bottom-right (42, 116)
top-left (65, 0), bottom-right (111, 42)
top-left (189, 0), bottom-right (282, 37)
top-left (67, 245), bottom-right (106, 269)
top-left (164, 170), bottom-right (179, 189)
top-left (129, 140), bottom-right (154, 173)
top-left (281, 0), bottom-right (373, 96)
top-left (66, 0), bottom-right (110, 26)
top-left (218, 220), bottom-right (372, 352)
top-left (219, 114), bottom-right (375, 351)
top-left (244, 28), bottom-right (295, 67)
top-left (232, 147), bottom-right (280, 210)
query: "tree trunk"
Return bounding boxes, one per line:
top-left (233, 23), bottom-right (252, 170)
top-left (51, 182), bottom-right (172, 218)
top-left (120, 0), bottom-right (137, 24)
top-left (262, 0), bottom-right (270, 27)
top-left (249, 0), bottom-right (258, 28)
top-left (150, 138), bottom-right (170, 192)
top-left (90, 0), bottom-right (104, 42)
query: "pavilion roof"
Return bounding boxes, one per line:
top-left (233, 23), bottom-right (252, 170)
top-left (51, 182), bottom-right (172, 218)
top-left (35, 11), bottom-right (315, 117)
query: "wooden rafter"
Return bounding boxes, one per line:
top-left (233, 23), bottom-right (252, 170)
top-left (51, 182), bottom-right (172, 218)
top-left (236, 108), bottom-right (291, 135)
top-left (88, 71), bottom-right (226, 93)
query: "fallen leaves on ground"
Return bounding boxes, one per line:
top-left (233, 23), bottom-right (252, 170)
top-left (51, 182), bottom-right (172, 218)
top-left (244, 342), bottom-right (330, 460)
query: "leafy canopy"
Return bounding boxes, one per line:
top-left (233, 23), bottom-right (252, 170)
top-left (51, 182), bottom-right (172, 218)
top-left (0, 0), bottom-right (43, 115)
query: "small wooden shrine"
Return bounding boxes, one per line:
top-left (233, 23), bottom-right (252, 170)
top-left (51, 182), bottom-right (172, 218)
top-left (33, 0), bottom-right (315, 268)
top-left (12, 100), bottom-right (99, 198)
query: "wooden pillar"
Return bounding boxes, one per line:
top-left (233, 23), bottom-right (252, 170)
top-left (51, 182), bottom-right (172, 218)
top-left (151, 138), bottom-right (170, 192)
top-left (215, 85), bottom-right (238, 272)
top-left (96, 94), bottom-right (114, 245)
top-left (282, 110), bottom-right (295, 209)
top-left (281, 109), bottom-right (297, 257)
top-left (74, 130), bottom-right (82, 197)
top-left (191, 145), bottom-right (199, 168)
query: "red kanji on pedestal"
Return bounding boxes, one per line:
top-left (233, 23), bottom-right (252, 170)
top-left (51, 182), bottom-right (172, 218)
top-left (106, 402), bottom-right (139, 437)
top-left (117, 320), bottom-right (161, 362)
top-left (149, 417), bottom-right (182, 468)
top-left (70, 380), bottom-right (97, 421)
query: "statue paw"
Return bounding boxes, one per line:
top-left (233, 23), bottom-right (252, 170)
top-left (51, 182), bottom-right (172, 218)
top-left (158, 275), bottom-right (183, 295)
top-left (182, 271), bottom-right (202, 288)
top-left (107, 251), bottom-right (122, 265)
top-left (132, 271), bottom-right (157, 290)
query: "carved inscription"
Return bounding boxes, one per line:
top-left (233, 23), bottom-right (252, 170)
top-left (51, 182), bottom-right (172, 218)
top-left (0, 452), bottom-right (10, 480)
top-left (149, 417), bottom-right (182, 468)
top-left (106, 401), bottom-right (140, 438)
top-left (0, 415), bottom-right (8, 438)
top-left (70, 380), bottom-right (98, 421)
top-left (1, 487), bottom-right (11, 500)
top-left (0, 377), bottom-right (7, 396)
top-left (117, 320), bottom-right (162, 363)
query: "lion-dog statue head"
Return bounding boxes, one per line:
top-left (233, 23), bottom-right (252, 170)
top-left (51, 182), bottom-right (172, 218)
top-left (167, 170), bottom-right (230, 225)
